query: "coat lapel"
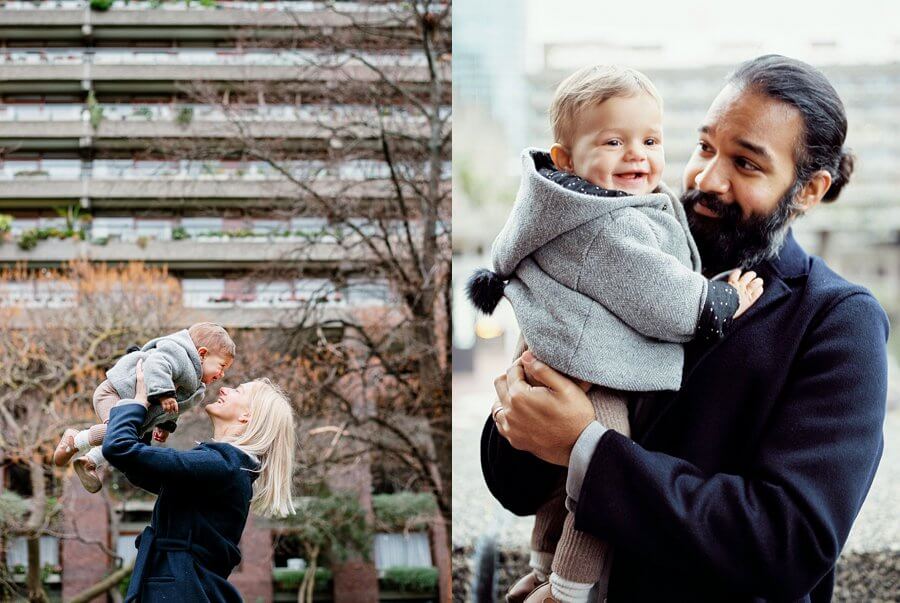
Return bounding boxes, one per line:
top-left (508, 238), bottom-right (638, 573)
top-left (638, 230), bottom-right (809, 441)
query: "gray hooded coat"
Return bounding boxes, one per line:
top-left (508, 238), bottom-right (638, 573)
top-left (106, 329), bottom-right (206, 433)
top-left (491, 149), bottom-right (708, 392)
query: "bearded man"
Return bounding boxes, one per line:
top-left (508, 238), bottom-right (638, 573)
top-left (482, 55), bottom-right (889, 602)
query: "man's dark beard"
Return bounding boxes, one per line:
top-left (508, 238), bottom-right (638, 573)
top-left (682, 183), bottom-right (801, 276)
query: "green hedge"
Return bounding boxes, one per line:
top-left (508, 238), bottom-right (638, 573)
top-left (372, 492), bottom-right (437, 532)
top-left (380, 566), bottom-right (438, 594)
top-left (272, 567), bottom-right (332, 592)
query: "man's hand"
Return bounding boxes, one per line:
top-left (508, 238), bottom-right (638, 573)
top-left (729, 269), bottom-right (764, 319)
top-left (152, 427), bottom-right (170, 443)
top-left (492, 351), bottom-right (595, 466)
top-left (160, 397), bottom-right (179, 414)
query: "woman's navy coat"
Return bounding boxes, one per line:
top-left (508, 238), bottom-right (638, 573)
top-left (104, 403), bottom-right (258, 602)
top-left (482, 232), bottom-right (890, 602)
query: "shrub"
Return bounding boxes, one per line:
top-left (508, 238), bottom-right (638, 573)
top-left (372, 492), bottom-right (437, 532)
top-left (272, 567), bottom-right (332, 592)
top-left (90, 0), bottom-right (114, 11)
top-left (380, 566), bottom-right (438, 593)
top-left (172, 226), bottom-right (189, 240)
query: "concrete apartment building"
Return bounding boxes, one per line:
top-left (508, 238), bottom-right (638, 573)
top-left (0, 1), bottom-right (449, 601)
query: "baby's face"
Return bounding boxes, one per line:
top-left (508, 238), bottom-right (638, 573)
top-left (199, 350), bottom-right (233, 385)
top-left (565, 93), bottom-right (664, 195)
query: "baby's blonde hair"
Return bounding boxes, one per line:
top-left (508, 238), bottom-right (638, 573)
top-left (550, 64), bottom-right (663, 147)
top-left (188, 322), bottom-right (236, 359)
top-left (229, 379), bottom-right (296, 517)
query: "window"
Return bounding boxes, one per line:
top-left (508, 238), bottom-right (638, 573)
top-left (373, 533), bottom-right (432, 575)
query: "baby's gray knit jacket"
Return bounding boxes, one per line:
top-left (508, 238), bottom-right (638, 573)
top-left (106, 329), bottom-right (206, 432)
top-left (492, 149), bottom-right (707, 391)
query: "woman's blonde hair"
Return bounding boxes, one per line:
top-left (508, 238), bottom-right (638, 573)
top-left (550, 64), bottom-right (663, 147)
top-left (228, 379), bottom-right (296, 517)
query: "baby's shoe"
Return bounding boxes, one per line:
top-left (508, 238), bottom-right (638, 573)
top-left (73, 457), bottom-right (102, 493)
top-left (523, 582), bottom-right (558, 603)
top-left (506, 571), bottom-right (549, 603)
top-left (53, 429), bottom-right (79, 467)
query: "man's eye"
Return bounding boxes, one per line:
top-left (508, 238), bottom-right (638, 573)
top-left (697, 141), bottom-right (712, 153)
top-left (736, 158), bottom-right (759, 171)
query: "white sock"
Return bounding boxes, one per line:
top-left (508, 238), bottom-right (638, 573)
top-left (550, 573), bottom-right (593, 603)
top-left (529, 550), bottom-right (553, 582)
top-left (85, 446), bottom-right (106, 468)
top-left (73, 430), bottom-right (92, 452)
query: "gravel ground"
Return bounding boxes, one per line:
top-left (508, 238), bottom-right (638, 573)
top-left (452, 343), bottom-right (900, 598)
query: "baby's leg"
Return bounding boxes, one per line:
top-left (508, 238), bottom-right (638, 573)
top-left (530, 485), bottom-right (567, 579)
top-left (53, 381), bottom-right (120, 466)
top-left (82, 379), bottom-right (121, 445)
top-left (548, 387), bottom-right (630, 603)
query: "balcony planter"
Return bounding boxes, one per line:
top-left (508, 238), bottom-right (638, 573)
top-left (13, 170), bottom-right (50, 179)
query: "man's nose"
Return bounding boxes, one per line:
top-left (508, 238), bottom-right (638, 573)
top-left (693, 159), bottom-right (729, 196)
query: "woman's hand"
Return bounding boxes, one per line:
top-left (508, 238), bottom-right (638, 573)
top-left (133, 359), bottom-right (150, 408)
top-left (491, 351), bottom-right (595, 466)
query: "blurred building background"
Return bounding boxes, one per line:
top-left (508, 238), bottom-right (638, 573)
top-left (0, 1), bottom-right (450, 602)
top-left (453, 0), bottom-right (899, 599)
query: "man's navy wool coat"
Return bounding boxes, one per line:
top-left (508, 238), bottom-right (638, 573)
top-left (482, 231), bottom-right (889, 602)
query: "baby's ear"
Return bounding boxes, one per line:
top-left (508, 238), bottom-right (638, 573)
top-left (550, 143), bottom-right (574, 173)
top-left (197, 346), bottom-right (208, 359)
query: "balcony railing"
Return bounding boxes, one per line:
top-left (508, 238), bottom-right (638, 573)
top-left (0, 159), bottom-right (450, 182)
top-left (0, 1), bottom-right (414, 12)
top-left (0, 278), bottom-right (390, 309)
top-left (0, 48), bottom-right (427, 67)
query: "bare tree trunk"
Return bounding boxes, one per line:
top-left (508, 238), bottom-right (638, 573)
top-left (69, 562), bottom-right (133, 603)
top-left (25, 537), bottom-right (48, 603)
top-left (305, 550), bottom-right (319, 603)
top-left (26, 455), bottom-right (48, 603)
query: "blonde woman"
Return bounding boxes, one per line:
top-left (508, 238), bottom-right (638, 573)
top-left (103, 359), bottom-right (295, 602)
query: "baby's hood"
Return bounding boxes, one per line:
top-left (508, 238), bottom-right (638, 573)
top-left (492, 148), bottom-right (675, 277)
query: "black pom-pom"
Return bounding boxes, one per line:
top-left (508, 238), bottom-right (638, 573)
top-left (126, 344), bottom-right (141, 354)
top-left (466, 268), bottom-right (506, 314)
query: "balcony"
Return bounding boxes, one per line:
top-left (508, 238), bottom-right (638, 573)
top-left (0, 214), bottom-right (408, 267)
top-left (0, 49), bottom-right (442, 94)
top-left (0, 276), bottom-right (392, 328)
top-left (0, 159), bottom-right (448, 207)
top-left (0, 103), bottom-right (439, 151)
top-left (0, 1), bottom-right (417, 38)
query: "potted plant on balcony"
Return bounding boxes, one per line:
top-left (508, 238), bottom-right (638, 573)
top-left (0, 214), bottom-right (12, 244)
top-left (132, 106), bottom-right (154, 120)
top-left (175, 106), bottom-right (194, 127)
top-left (89, 0), bottom-right (114, 11)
